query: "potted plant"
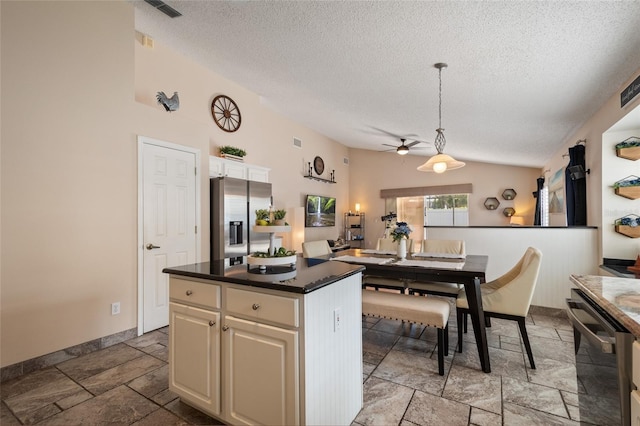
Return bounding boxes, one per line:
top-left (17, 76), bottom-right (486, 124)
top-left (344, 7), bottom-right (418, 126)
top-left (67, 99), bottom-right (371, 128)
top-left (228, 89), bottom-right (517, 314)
top-left (273, 209), bottom-right (287, 226)
top-left (255, 209), bottom-right (270, 225)
top-left (614, 214), bottom-right (640, 238)
top-left (613, 175), bottom-right (640, 200)
top-left (615, 137), bottom-right (640, 161)
top-left (219, 146), bottom-right (247, 162)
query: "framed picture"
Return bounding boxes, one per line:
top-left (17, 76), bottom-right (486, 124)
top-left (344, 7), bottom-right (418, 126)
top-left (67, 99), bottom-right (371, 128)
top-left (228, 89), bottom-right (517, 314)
top-left (548, 168), bottom-right (565, 214)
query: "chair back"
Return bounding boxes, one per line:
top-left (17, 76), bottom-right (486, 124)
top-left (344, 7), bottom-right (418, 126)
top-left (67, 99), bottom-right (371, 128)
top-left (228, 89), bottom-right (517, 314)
top-left (421, 239), bottom-right (465, 255)
top-left (377, 238), bottom-right (414, 252)
top-left (302, 240), bottom-right (332, 258)
top-left (489, 247), bottom-right (542, 317)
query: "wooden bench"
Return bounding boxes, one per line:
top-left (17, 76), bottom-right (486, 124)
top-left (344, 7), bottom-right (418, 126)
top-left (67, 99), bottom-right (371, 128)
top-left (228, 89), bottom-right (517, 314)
top-left (362, 289), bottom-right (450, 375)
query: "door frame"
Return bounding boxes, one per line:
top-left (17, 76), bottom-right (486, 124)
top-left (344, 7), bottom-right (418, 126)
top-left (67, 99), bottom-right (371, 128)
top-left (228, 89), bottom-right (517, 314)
top-left (137, 135), bottom-right (202, 336)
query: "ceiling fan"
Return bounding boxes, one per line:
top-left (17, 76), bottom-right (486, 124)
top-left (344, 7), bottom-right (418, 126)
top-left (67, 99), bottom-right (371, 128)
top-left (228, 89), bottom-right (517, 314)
top-left (367, 126), bottom-right (429, 155)
top-left (382, 138), bottom-right (427, 155)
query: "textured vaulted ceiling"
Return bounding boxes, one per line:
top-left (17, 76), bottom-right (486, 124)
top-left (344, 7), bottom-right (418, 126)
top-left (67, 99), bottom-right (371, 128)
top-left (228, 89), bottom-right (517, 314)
top-left (132, 1), bottom-right (640, 168)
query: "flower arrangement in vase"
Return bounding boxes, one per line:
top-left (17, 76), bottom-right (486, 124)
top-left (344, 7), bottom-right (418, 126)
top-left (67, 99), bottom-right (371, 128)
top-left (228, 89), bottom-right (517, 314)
top-left (390, 222), bottom-right (412, 259)
top-left (390, 222), bottom-right (412, 242)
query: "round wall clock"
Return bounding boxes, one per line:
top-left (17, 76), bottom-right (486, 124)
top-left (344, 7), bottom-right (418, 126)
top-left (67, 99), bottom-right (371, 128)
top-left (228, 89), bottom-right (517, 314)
top-left (211, 95), bottom-right (241, 132)
top-left (313, 156), bottom-right (325, 175)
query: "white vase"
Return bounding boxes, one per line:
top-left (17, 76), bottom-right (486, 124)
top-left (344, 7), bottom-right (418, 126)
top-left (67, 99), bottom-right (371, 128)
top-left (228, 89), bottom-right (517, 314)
top-left (397, 238), bottom-right (407, 260)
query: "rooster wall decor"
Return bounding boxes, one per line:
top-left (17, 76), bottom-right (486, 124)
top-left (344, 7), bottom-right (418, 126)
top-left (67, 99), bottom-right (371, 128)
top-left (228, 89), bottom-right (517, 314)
top-left (156, 91), bottom-right (179, 112)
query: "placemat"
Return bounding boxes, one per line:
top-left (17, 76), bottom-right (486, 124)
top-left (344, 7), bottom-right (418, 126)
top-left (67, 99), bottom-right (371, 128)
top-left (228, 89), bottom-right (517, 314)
top-left (360, 249), bottom-right (397, 255)
top-left (394, 259), bottom-right (465, 270)
top-left (332, 256), bottom-right (394, 265)
top-left (412, 252), bottom-right (466, 260)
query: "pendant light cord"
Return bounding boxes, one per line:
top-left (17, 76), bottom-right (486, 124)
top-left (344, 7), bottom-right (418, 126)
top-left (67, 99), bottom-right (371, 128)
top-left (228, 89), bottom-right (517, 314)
top-left (438, 66), bottom-right (443, 130)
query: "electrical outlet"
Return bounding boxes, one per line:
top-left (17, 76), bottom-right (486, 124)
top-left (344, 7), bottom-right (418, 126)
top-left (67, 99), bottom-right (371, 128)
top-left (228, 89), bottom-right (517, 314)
top-left (333, 307), bottom-right (342, 332)
top-left (111, 302), bottom-right (121, 316)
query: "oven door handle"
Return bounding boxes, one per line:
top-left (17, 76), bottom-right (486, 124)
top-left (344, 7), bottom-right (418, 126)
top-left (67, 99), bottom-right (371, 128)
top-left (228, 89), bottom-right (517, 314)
top-left (566, 298), bottom-right (615, 354)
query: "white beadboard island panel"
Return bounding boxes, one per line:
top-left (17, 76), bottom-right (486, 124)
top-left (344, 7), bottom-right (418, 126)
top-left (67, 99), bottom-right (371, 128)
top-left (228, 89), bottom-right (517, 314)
top-left (302, 272), bottom-right (363, 425)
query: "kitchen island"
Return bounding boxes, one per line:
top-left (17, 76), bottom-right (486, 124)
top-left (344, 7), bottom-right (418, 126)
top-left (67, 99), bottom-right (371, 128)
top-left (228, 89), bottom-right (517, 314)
top-left (163, 257), bottom-right (364, 426)
top-left (570, 274), bottom-right (640, 336)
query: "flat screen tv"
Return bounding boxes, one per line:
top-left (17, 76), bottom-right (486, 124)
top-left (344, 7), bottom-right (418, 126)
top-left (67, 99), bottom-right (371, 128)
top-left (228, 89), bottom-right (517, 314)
top-left (305, 195), bottom-right (336, 227)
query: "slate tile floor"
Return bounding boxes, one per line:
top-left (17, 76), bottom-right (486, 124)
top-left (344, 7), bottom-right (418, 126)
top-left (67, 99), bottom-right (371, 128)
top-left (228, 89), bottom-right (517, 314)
top-left (1, 305), bottom-right (580, 425)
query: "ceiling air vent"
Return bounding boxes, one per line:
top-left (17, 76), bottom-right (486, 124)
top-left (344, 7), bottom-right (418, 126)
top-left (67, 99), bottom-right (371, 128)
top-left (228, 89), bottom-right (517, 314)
top-left (144, 0), bottom-right (182, 18)
top-left (293, 137), bottom-right (302, 148)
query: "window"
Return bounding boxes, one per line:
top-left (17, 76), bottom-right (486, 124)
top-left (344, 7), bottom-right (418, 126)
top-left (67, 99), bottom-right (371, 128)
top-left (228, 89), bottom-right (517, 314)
top-left (384, 193), bottom-right (469, 240)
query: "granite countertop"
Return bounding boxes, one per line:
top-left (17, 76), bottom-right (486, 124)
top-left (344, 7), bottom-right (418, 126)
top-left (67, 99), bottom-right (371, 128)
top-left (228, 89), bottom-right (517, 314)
top-left (162, 255), bottom-right (365, 294)
top-left (570, 274), bottom-right (640, 337)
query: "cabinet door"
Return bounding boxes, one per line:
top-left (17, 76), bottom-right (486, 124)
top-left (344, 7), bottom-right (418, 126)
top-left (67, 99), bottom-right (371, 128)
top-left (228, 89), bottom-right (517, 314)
top-left (169, 302), bottom-right (221, 416)
top-left (246, 165), bottom-right (270, 182)
top-left (224, 161), bottom-right (247, 179)
top-left (223, 315), bottom-right (299, 426)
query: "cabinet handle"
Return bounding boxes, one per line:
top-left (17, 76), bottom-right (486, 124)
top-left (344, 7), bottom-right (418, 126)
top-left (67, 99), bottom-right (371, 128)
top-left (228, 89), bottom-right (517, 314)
top-left (222, 325), bottom-right (229, 331)
top-left (186, 290), bottom-right (193, 296)
top-left (209, 320), bottom-right (215, 327)
top-left (252, 303), bottom-right (260, 310)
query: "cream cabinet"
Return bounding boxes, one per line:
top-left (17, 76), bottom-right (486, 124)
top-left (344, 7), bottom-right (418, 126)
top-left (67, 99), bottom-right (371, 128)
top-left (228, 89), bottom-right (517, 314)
top-left (224, 315), bottom-right (298, 425)
top-left (167, 272), bottom-right (363, 426)
top-left (209, 156), bottom-right (270, 182)
top-left (169, 302), bottom-right (221, 416)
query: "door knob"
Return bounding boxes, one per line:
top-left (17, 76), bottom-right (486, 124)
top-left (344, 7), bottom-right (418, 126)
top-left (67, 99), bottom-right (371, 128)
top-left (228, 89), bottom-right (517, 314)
top-left (146, 244), bottom-right (161, 250)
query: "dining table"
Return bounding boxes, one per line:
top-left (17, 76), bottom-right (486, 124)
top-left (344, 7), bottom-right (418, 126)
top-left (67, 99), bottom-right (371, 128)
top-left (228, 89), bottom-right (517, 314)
top-left (327, 248), bottom-right (491, 373)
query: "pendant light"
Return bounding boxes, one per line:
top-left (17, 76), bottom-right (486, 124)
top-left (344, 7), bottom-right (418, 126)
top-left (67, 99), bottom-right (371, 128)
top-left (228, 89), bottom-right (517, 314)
top-left (417, 63), bottom-right (465, 173)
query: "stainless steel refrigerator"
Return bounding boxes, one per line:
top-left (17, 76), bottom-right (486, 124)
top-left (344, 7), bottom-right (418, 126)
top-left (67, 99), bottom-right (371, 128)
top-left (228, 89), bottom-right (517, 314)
top-left (210, 177), bottom-right (272, 265)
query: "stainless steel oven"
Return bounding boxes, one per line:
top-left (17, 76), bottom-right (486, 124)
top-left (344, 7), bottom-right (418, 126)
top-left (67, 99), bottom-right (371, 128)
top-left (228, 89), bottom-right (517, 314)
top-left (566, 288), bottom-right (634, 426)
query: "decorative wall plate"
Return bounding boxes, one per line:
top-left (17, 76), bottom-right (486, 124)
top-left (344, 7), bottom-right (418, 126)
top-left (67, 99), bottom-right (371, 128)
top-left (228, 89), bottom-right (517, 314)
top-left (313, 156), bottom-right (325, 175)
top-left (211, 95), bottom-right (241, 132)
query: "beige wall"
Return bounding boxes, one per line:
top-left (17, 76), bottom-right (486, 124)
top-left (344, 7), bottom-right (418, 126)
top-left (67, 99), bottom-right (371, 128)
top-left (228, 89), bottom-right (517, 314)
top-left (1, 1), bottom-right (349, 367)
top-left (1, 1), bottom-right (137, 366)
top-left (348, 149), bottom-right (540, 248)
top-left (541, 70), bottom-right (640, 261)
top-left (2, 0), bottom-right (638, 368)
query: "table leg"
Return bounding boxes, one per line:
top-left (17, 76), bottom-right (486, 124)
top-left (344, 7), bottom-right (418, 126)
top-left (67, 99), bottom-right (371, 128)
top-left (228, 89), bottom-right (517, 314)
top-left (464, 276), bottom-right (491, 373)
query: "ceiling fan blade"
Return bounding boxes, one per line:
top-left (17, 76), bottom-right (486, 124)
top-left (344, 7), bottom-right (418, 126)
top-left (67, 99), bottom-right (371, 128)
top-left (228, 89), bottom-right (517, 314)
top-left (382, 143), bottom-right (398, 148)
top-left (368, 126), bottom-right (419, 140)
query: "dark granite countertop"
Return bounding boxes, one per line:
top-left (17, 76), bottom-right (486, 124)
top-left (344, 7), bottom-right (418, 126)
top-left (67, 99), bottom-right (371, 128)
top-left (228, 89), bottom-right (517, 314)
top-left (162, 255), bottom-right (365, 294)
top-left (570, 274), bottom-right (640, 337)
top-left (600, 258), bottom-right (637, 279)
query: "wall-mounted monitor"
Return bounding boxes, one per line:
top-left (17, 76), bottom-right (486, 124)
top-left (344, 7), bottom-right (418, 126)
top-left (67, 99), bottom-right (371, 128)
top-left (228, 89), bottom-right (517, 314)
top-left (305, 195), bottom-right (336, 227)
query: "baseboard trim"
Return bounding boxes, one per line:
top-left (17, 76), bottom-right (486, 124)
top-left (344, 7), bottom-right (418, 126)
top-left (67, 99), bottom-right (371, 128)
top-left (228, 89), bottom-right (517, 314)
top-left (1, 327), bottom-right (138, 383)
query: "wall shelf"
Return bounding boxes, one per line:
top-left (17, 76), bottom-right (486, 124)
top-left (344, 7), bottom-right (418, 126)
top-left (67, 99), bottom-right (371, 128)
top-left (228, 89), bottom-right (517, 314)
top-left (304, 174), bottom-right (336, 184)
top-left (615, 215), bottom-right (640, 238)
top-left (615, 137), bottom-right (640, 161)
top-left (501, 189), bottom-right (517, 200)
top-left (484, 197), bottom-right (500, 210)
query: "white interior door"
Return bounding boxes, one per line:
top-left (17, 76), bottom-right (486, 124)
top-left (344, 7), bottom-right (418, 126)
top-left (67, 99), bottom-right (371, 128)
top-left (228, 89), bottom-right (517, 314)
top-left (141, 138), bottom-right (198, 333)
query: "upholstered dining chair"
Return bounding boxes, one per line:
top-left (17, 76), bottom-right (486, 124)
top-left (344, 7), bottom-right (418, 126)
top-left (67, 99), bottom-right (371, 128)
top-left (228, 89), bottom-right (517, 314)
top-left (362, 238), bottom-right (415, 293)
top-left (456, 246), bottom-right (542, 369)
top-left (407, 239), bottom-right (466, 298)
top-left (302, 240), bottom-right (332, 258)
top-left (376, 237), bottom-right (415, 253)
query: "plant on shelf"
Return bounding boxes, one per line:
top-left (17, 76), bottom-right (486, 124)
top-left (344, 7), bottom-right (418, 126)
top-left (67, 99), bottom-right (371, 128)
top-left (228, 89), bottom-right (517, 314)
top-left (390, 222), bottom-right (412, 242)
top-left (255, 209), bottom-right (270, 225)
top-left (613, 175), bottom-right (640, 200)
top-left (615, 136), bottom-right (640, 160)
top-left (273, 209), bottom-right (287, 225)
top-left (219, 145), bottom-right (247, 159)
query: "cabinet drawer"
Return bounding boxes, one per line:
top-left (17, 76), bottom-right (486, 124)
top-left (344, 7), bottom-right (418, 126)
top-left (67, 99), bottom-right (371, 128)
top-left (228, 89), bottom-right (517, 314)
top-left (170, 278), bottom-right (220, 310)
top-left (226, 287), bottom-right (298, 328)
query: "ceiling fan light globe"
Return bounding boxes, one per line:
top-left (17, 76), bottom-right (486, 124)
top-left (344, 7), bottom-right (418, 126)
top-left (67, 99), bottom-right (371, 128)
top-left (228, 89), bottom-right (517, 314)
top-left (397, 145), bottom-right (409, 155)
top-left (433, 162), bottom-right (447, 173)
top-left (417, 153), bottom-right (465, 173)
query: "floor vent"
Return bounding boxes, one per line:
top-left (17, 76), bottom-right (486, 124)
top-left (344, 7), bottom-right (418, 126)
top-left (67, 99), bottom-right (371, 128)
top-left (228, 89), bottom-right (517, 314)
top-left (144, 0), bottom-right (182, 18)
top-left (293, 137), bottom-right (302, 148)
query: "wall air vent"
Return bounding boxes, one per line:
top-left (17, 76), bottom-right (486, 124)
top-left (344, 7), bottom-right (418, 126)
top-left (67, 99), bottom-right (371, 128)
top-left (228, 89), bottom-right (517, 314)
top-left (343, 157), bottom-right (349, 165)
top-left (293, 137), bottom-right (302, 148)
top-left (143, 0), bottom-right (182, 18)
